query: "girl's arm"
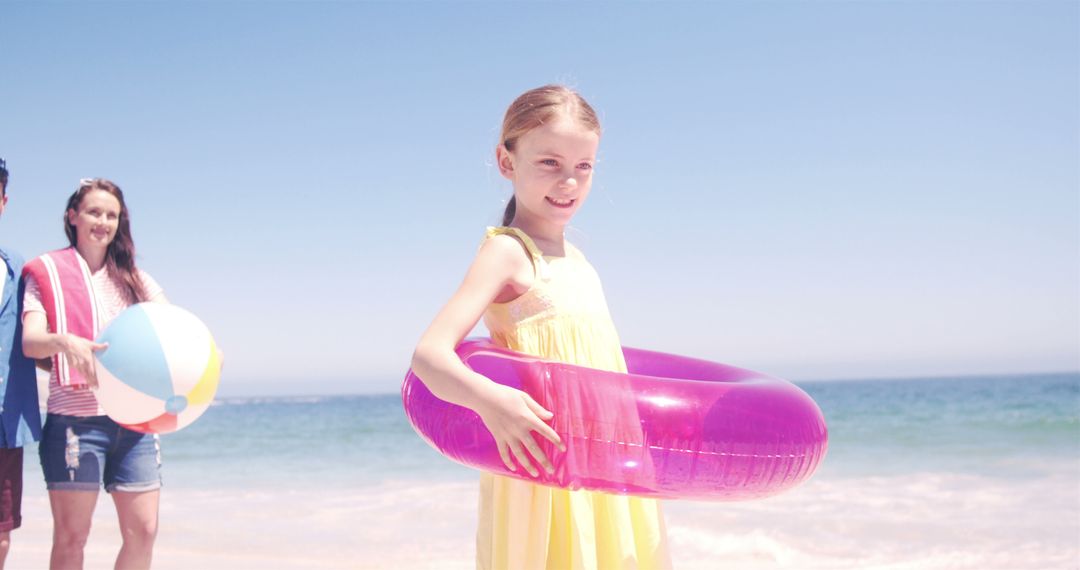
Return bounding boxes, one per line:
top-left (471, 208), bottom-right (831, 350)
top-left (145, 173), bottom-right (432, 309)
top-left (22, 311), bottom-right (108, 387)
top-left (412, 236), bottom-right (564, 478)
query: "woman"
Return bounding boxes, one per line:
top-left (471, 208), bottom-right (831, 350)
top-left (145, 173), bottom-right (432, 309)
top-left (22, 178), bottom-right (166, 570)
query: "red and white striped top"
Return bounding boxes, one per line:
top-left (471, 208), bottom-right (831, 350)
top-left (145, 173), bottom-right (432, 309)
top-left (23, 267), bottom-right (164, 416)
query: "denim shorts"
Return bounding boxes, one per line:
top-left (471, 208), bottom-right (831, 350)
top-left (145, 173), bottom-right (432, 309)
top-left (39, 414), bottom-right (162, 493)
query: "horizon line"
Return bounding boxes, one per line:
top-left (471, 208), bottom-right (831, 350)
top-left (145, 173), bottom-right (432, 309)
top-left (212, 369), bottom-right (1080, 401)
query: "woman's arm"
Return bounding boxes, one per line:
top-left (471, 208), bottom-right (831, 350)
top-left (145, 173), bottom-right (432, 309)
top-left (139, 269), bottom-right (168, 304)
top-left (411, 235), bottom-right (563, 477)
top-left (22, 311), bottom-right (107, 387)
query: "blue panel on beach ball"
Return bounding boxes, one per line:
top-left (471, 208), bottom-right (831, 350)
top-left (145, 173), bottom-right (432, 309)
top-left (96, 306), bottom-right (175, 401)
top-left (166, 395), bottom-right (188, 414)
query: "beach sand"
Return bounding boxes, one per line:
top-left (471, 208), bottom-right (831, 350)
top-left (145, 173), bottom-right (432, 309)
top-left (6, 470), bottom-right (1076, 569)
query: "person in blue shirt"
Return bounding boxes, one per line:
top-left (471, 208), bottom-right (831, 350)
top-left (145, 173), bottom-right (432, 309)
top-left (0, 157), bottom-right (43, 568)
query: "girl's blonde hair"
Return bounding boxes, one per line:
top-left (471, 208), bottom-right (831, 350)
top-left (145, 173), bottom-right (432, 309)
top-left (499, 85), bottom-right (601, 226)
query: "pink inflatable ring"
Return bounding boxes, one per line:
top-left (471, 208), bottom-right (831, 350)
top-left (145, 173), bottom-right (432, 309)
top-left (402, 339), bottom-right (828, 501)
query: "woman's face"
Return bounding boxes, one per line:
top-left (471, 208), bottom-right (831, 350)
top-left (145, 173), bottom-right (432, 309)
top-left (68, 189), bottom-right (121, 249)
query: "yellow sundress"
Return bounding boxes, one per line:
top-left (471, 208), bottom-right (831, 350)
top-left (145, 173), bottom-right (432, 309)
top-left (477, 226), bottom-right (671, 570)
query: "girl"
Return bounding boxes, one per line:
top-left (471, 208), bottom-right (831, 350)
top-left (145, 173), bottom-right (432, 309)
top-left (22, 178), bottom-right (167, 570)
top-left (412, 85), bottom-right (671, 570)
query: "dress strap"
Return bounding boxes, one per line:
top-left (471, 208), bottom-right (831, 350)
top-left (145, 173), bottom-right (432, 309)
top-left (484, 226), bottom-right (550, 281)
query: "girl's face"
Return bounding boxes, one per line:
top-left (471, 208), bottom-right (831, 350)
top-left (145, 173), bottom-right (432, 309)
top-left (499, 116), bottom-right (600, 229)
top-left (68, 189), bottom-right (121, 249)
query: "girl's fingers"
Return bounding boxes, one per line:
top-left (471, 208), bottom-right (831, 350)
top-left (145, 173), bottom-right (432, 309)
top-left (522, 393), bottom-right (565, 450)
top-left (507, 441), bottom-right (539, 478)
top-left (497, 442), bottom-right (516, 472)
top-left (532, 419), bottom-right (564, 451)
top-left (521, 433), bottom-right (553, 474)
top-left (524, 394), bottom-right (553, 420)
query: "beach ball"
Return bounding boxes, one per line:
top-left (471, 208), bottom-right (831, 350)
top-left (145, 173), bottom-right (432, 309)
top-left (93, 303), bottom-right (221, 434)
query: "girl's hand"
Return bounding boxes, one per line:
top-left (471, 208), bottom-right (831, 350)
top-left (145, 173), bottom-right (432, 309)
top-left (475, 383), bottom-right (565, 478)
top-left (62, 335), bottom-right (109, 389)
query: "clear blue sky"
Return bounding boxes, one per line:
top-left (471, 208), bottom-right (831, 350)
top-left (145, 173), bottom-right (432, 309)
top-left (2, 1), bottom-right (1077, 396)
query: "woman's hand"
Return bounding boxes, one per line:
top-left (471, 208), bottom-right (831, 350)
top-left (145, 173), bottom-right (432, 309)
top-left (61, 334), bottom-right (108, 389)
top-left (475, 382), bottom-right (565, 478)
top-left (22, 312), bottom-right (106, 387)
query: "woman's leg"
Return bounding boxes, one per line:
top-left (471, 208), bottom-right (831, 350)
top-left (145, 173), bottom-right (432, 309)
top-left (111, 490), bottom-right (159, 570)
top-left (40, 415), bottom-right (110, 570)
top-left (105, 421), bottom-right (160, 570)
top-left (47, 489), bottom-right (99, 570)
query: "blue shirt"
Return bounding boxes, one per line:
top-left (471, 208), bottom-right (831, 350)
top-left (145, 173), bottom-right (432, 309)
top-left (0, 247), bottom-right (42, 448)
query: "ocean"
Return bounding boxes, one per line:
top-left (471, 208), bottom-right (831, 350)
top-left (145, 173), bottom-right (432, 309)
top-left (7, 372), bottom-right (1079, 569)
